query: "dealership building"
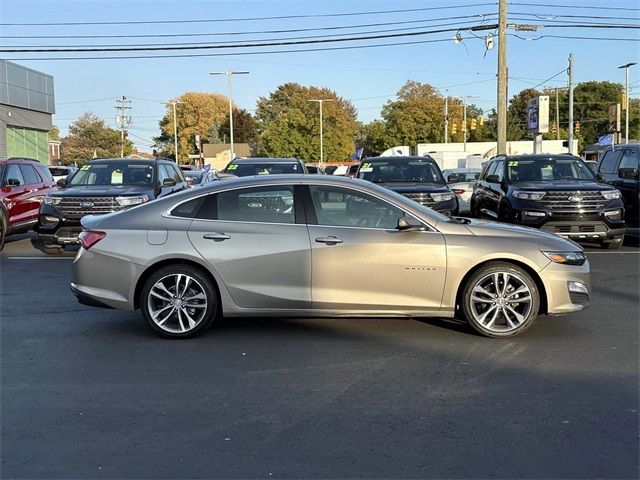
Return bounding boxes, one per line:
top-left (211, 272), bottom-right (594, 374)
top-left (0, 59), bottom-right (55, 163)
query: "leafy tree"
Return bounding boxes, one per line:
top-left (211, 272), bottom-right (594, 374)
top-left (220, 107), bottom-right (259, 151)
top-left (155, 91), bottom-right (229, 163)
top-left (48, 125), bottom-right (60, 141)
top-left (356, 120), bottom-right (390, 156)
top-left (255, 83), bottom-right (358, 162)
top-left (60, 113), bottom-right (131, 165)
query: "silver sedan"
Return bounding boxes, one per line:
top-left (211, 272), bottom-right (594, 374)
top-left (71, 175), bottom-right (591, 339)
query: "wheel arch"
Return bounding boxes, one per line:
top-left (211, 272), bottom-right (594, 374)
top-left (133, 258), bottom-right (223, 314)
top-left (454, 258), bottom-right (548, 316)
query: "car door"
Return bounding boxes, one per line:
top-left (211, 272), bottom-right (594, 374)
top-left (305, 184), bottom-right (447, 311)
top-left (17, 164), bottom-right (46, 224)
top-left (187, 184), bottom-right (312, 309)
top-left (598, 149), bottom-right (622, 183)
top-left (485, 159), bottom-right (506, 218)
top-left (473, 161), bottom-right (496, 218)
top-left (1, 163), bottom-right (30, 226)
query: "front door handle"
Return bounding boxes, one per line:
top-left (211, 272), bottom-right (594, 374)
top-left (203, 233), bottom-right (230, 241)
top-left (315, 236), bottom-right (343, 245)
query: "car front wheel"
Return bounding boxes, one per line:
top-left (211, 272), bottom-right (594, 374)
top-left (462, 262), bottom-right (540, 338)
top-left (140, 265), bottom-right (218, 338)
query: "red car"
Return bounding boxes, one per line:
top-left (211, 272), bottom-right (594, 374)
top-left (0, 157), bottom-right (58, 251)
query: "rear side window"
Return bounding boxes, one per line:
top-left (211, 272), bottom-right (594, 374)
top-left (171, 197), bottom-right (204, 218)
top-left (19, 165), bottom-right (41, 185)
top-left (619, 149), bottom-right (639, 171)
top-left (599, 150), bottom-right (622, 174)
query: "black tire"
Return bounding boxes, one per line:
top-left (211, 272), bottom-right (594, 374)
top-left (0, 211), bottom-right (6, 252)
top-left (140, 265), bottom-right (219, 339)
top-left (600, 235), bottom-right (624, 250)
top-left (461, 262), bottom-right (540, 338)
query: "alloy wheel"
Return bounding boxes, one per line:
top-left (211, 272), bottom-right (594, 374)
top-left (147, 273), bottom-right (208, 334)
top-left (469, 271), bottom-right (533, 333)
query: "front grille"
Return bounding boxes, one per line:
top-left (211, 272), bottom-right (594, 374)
top-left (402, 193), bottom-right (436, 208)
top-left (538, 190), bottom-right (606, 214)
top-left (56, 197), bottom-right (125, 219)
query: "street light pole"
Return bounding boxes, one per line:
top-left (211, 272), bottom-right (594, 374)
top-left (210, 71), bottom-right (249, 161)
top-left (308, 99), bottom-right (334, 166)
top-left (497, 0), bottom-right (508, 154)
top-left (618, 62), bottom-right (637, 144)
top-left (444, 91), bottom-right (449, 144)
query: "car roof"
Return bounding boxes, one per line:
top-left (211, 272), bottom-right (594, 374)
top-left (497, 154), bottom-right (582, 160)
top-left (0, 157), bottom-right (42, 164)
top-left (364, 156), bottom-right (436, 162)
top-left (229, 157), bottom-right (300, 164)
top-left (89, 158), bottom-right (162, 165)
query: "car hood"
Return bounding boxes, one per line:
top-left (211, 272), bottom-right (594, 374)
top-left (511, 180), bottom-right (612, 191)
top-left (50, 185), bottom-right (153, 197)
top-left (460, 218), bottom-right (581, 249)
top-left (374, 182), bottom-right (450, 193)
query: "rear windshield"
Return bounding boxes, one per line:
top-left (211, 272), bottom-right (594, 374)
top-left (49, 167), bottom-right (73, 176)
top-left (68, 162), bottom-right (154, 186)
top-left (357, 159), bottom-right (445, 184)
top-left (506, 157), bottom-right (595, 182)
top-left (224, 162), bottom-right (300, 176)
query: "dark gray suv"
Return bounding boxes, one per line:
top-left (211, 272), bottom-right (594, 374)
top-left (596, 144), bottom-right (639, 226)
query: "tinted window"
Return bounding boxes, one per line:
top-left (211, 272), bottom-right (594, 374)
top-left (599, 150), bottom-right (622, 174)
top-left (217, 186), bottom-right (295, 224)
top-left (224, 162), bottom-right (300, 176)
top-left (19, 165), bottom-right (41, 185)
top-left (4, 164), bottom-right (25, 185)
top-left (357, 159), bottom-right (444, 184)
top-left (619, 149), bottom-right (639, 171)
top-left (309, 185), bottom-right (404, 230)
top-left (69, 162), bottom-right (154, 186)
top-left (171, 197), bottom-right (204, 218)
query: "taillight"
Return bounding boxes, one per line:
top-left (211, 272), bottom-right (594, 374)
top-left (452, 189), bottom-right (466, 195)
top-left (78, 231), bottom-right (106, 250)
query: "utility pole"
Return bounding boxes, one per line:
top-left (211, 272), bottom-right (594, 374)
top-left (497, 0), bottom-right (508, 154)
top-left (619, 62), bottom-right (637, 144)
top-left (568, 53), bottom-right (574, 155)
top-left (444, 91), bottom-right (449, 144)
top-left (308, 99), bottom-right (335, 166)
top-left (166, 101), bottom-right (185, 163)
top-left (210, 71), bottom-right (249, 161)
top-left (115, 96), bottom-right (132, 158)
top-left (555, 88), bottom-right (560, 140)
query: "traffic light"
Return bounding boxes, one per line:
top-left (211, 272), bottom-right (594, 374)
top-left (551, 122), bottom-right (557, 134)
top-left (451, 122), bottom-right (457, 134)
top-left (470, 118), bottom-right (477, 130)
top-left (478, 116), bottom-right (484, 126)
top-left (575, 121), bottom-right (581, 134)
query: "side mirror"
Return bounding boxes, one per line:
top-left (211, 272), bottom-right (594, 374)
top-left (56, 178), bottom-right (67, 188)
top-left (397, 217), bottom-right (426, 232)
top-left (596, 173), bottom-right (606, 183)
top-left (486, 174), bottom-right (500, 184)
top-left (447, 174), bottom-right (461, 184)
top-left (5, 178), bottom-right (21, 187)
top-left (619, 167), bottom-right (638, 179)
top-left (162, 178), bottom-right (176, 187)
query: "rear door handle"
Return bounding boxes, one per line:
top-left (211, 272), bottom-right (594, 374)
top-left (315, 236), bottom-right (343, 245)
top-left (203, 233), bottom-right (230, 241)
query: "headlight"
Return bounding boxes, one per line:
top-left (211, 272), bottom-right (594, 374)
top-left (115, 195), bottom-right (149, 206)
top-left (513, 191), bottom-right (546, 200)
top-left (43, 196), bottom-right (62, 205)
top-left (430, 192), bottom-right (454, 202)
top-left (601, 190), bottom-right (621, 200)
top-left (542, 251), bottom-right (586, 266)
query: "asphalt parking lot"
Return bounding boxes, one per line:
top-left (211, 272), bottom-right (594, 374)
top-left (1, 232), bottom-right (639, 479)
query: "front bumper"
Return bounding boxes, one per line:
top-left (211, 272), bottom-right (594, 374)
top-left (540, 260), bottom-right (591, 315)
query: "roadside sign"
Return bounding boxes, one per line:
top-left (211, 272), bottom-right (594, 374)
top-left (527, 96), bottom-right (549, 134)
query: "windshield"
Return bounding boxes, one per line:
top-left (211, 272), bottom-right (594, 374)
top-left (358, 159), bottom-right (445, 184)
top-left (224, 162), bottom-right (300, 176)
top-left (507, 157), bottom-right (596, 182)
top-left (68, 162), bottom-right (154, 186)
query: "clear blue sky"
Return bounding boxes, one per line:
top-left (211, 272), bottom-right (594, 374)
top-left (1, 0), bottom-right (638, 151)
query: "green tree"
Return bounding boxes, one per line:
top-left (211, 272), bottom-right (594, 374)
top-left (255, 83), bottom-right (358, 162)
top-left (356, 120), bottom-right (389, 156)
top-left (155, 91), bottom-right (230, 163)
top-left (220, 107), bottom-right (259, 151)
top-left (60, 113), bottom-right (131, 165)
top-left (48, 125), bottom-right (60, 141)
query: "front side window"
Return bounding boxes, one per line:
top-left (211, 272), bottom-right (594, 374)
top-left (4, 164), bottom-right (25, 186)
top-left (309, 185), bottom-right (404, 230)
top-left (68, 163), bottom-right (154, 186)
top-left (507, 157), bottom-right (595, 182)
top-left (357, 159), bottom-right (445, 184)
top-left (214, 186), bottom-right (295, 224)
top-left (599, 150), bottom-right (621, 174)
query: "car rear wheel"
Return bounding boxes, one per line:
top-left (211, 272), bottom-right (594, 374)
top-left (600, 235), bottom-right (623, 250)
top-left (141, 265), bottom-right (218, 338)
top-left (462, 262), bottom-right (540, 338)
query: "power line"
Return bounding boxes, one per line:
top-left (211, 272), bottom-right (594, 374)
top-left (510, 11), bottom-right (640, 21)
top-left (529, 68), bottom-right (568, 90)
top-left (510, 2), bottom-right (640, 11)
top-left (0, 2), bottom-right (497, 26)
top-left (0, 24), bottom-right (486, 53)
top-left (0, 13), bottom-right (498, 39)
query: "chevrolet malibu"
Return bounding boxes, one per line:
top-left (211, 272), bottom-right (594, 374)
top-left (71, 175), bottom-right (591, 339)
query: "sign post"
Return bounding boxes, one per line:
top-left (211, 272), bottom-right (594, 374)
top-left (527, 96), bottom-right (549, 154)
top-left (608, 104), bottom-right (621, 147)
